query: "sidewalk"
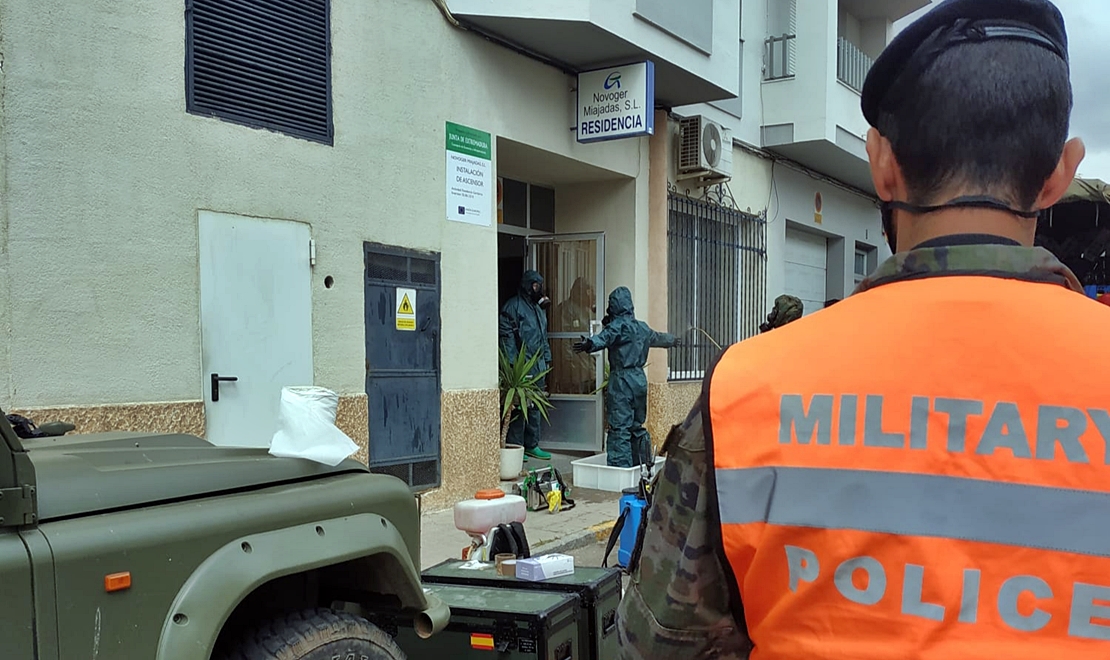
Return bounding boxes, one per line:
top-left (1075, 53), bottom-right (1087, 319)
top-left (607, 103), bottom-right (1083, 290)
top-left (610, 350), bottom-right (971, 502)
top-left (420, 452), bottom-right (622, 569)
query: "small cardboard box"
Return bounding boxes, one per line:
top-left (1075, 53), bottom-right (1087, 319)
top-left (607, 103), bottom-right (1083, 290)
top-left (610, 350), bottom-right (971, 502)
top-left (515, 553), bottom-right (575, 582)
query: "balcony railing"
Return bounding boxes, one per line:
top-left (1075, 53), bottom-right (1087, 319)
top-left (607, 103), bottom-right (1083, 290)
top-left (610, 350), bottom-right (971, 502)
top-left (764, 34), bottom-right (796, 81)
top-left (837, 37), bottom-right (873, 93)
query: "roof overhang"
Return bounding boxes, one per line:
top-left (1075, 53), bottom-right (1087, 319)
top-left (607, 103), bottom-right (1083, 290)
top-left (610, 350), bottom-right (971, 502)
top-left (447, 13), bottom-right (735, 107)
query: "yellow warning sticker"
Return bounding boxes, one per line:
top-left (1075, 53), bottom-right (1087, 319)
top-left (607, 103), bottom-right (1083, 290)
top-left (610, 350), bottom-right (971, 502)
top-left (396, 287), bottom-right (416, 331)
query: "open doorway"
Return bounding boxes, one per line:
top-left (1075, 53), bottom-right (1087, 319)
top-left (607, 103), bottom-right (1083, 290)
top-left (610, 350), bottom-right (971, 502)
top-left (495, 138), bottom-right (641, 457)
top-left (497, 176), bottom-right (552, 303)
top-left (496, 171), bottom-right (606, 454)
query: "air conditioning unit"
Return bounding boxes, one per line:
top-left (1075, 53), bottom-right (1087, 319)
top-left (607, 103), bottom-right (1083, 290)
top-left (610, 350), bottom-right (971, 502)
top-left (677, 115), bottom-right (733, 184)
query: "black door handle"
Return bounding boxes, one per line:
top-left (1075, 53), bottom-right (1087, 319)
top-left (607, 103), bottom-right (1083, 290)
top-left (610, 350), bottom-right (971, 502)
top-left (211, 373), bottom-right (238, 402)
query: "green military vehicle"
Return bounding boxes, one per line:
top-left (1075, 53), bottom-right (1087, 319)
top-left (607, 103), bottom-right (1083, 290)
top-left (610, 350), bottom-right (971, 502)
top-left (0, 410), bottom-right (449, 659)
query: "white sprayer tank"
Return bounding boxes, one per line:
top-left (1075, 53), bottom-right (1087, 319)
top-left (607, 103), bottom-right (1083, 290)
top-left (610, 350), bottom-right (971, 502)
top-left (453, 489), bottom-right (527, 536)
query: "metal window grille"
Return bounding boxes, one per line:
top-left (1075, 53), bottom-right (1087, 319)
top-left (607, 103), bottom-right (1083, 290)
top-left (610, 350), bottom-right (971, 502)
top-left (764, 34), bottom-right (797, 80)
top-left (185, 0), bottom-right (334, 144)
top-left (837, 37), bottom-right (874, 93)
top-left (668, 193), bottom-right (766, 381)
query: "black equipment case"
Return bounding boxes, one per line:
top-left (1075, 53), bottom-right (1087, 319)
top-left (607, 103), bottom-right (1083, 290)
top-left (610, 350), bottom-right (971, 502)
top-left (422, 559), bottom-right (622, 660)
top-left (371, 582), bottom-right (580, 659)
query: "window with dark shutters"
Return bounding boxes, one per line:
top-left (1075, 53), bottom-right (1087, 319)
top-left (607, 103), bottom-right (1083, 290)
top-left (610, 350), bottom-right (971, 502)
top-left (185, 0), bottom-right (333, 144)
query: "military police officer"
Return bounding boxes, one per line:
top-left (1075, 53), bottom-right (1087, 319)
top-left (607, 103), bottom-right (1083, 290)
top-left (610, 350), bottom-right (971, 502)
top-left (617, 0), bottom-right (1107, 657)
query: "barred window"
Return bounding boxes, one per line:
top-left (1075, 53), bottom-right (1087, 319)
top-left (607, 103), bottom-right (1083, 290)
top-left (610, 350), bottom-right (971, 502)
top-left (667, 193), bottom-right (766, 381)
top-left (186, 0), bottom-right (333, 144)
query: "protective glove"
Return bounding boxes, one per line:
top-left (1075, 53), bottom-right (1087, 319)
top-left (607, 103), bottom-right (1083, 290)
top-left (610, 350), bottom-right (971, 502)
top-left (572, 336), bottom-right (591, 353)
top-left (672, 337), bottom-right (683, 347)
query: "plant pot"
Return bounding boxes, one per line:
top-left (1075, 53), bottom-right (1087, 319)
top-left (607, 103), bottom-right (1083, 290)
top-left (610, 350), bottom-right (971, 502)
top-left (500, 444), bottom-right (525, 481)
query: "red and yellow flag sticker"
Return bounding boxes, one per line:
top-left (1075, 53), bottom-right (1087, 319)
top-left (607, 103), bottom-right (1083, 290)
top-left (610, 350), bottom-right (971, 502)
top-left (470, 633), bottom-right (495, 651)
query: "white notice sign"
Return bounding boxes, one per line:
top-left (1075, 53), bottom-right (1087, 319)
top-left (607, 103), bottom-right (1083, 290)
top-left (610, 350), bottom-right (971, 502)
top-left (396, 287), bottom-right (416, 331)
top-left (445, 122), bottom-right (493, 226)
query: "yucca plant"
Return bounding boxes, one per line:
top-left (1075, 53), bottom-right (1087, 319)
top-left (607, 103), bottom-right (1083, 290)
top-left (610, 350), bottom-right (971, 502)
top-left (499, 345), bottom-right (555, 449)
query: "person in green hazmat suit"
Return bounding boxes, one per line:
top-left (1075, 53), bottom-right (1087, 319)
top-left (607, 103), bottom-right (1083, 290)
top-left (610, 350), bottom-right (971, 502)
top-left (759, 294), bottom-right (805, 333)
top-left (499, 269), bottom-right (553, 460)
top-left (573, 286), bottom-right (681, 468)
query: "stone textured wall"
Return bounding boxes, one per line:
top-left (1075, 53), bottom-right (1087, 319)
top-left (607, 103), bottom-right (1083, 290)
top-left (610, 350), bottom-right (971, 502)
top-left (646, 381), bottom-right (702, 453)
top-left (13, 394), bottom-right (370, 451)
top-left (10, 401), bottom-right (207, 437)
top-left (418, 389), bottom-right (501, 513)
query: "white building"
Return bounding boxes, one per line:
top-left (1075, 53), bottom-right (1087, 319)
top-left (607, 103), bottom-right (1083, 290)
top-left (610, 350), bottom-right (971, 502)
top-left (0, 0), bottom-right (925, 510)
top-left (674, 0), bottom-right (928, 313)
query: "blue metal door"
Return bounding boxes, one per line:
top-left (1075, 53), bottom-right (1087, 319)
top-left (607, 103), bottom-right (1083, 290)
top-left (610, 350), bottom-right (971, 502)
top-left (364, 243), bottom-right (441, 490)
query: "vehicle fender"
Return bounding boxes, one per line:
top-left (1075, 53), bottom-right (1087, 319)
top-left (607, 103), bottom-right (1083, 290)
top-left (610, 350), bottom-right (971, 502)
top-left (154, 512), bottom-right (427, 660)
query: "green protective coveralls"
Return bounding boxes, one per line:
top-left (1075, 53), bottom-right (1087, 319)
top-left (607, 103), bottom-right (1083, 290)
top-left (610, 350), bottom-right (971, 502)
top-left (498, 270), bottom-right (551, 451)
top-left (577, 287), bottom-right (678, 468)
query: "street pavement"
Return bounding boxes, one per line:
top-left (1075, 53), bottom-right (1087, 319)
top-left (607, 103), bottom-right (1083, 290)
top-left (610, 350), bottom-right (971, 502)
top-left (566, 537), bottom-right (608, 567)
top-left (420, 452), bottom-right (622, 570)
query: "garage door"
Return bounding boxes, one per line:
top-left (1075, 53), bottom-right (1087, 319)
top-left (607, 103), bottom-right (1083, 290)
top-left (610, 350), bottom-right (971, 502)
top-left (784, 228), bottom-right (827, 316)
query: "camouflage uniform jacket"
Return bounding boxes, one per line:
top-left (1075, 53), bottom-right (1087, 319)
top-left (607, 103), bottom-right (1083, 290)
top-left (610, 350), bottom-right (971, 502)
top-left (615, 239), bottom-right (1084, 659)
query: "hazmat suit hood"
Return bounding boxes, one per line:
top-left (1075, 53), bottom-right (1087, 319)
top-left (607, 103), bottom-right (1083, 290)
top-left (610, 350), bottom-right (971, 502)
top-left (606, 286), bottom-right (635, 319)
top-left (520, 270), bottom-right (545, 302)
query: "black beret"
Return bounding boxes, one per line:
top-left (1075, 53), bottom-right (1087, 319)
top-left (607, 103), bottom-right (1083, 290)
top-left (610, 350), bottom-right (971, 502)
top-left (861, 0), bottom-right (1069, 128)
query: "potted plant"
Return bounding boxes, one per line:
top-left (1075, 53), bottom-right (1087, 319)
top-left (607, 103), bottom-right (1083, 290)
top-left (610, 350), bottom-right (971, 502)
top-left (499, 345), bottom-right (554, 481)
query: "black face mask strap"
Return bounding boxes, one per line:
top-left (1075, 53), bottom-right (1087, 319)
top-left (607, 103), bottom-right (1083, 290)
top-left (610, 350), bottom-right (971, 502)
top-left (881, 205), bottom-right (896, 253)
top-left (884, 196), bottom-right (1039, 219)
top-left (879, 195), bottom-right (1040, 252)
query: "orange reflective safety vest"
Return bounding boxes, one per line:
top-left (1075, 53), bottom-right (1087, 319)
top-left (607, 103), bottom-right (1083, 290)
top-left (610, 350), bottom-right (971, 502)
top-left (709, 274), bottom-right (1110, 658)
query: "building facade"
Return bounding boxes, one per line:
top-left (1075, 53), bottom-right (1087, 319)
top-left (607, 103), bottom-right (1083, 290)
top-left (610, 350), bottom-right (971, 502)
top-left (656, 0), bottom-right (927, 428)
top-left (0, 0), bottom-right (924, 510)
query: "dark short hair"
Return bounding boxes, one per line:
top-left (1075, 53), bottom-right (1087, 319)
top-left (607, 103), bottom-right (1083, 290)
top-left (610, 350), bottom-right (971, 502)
top-left (875, 39), bottom-right (1072, 210)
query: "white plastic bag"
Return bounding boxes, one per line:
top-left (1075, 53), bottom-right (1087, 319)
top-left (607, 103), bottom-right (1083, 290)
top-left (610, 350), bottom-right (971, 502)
top-left (268, 386), bottom-right (358, 466)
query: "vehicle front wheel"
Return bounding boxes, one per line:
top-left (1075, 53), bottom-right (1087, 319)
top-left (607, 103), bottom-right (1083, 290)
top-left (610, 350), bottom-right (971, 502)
top-left (222, 608), bottom-right (405, 660)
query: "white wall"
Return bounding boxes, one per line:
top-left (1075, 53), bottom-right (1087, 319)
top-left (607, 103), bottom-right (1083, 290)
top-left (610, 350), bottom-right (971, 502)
top-left (761, 0), bottom-right (838, 145)
top-left (598, 0), bottom-right (740, 89)
top-left (557, 174), bottom-right (650, 306)
top-left (765, 163), bottom-right (887, 303)
top-left (723, 147), bottom-right (775, 215)
top-left (860, 19), bottom-right (890, 60)
top-left (0, 0), bottom-right (644, 407)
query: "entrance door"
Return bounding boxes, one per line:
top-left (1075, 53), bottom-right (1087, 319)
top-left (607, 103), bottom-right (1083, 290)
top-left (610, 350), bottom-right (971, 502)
top-left (528, 233), bottom-right (605, 453)
top-left (199, 211), bottom-right (314, 447)
top-left (364, 244), bottom-right (442, 491)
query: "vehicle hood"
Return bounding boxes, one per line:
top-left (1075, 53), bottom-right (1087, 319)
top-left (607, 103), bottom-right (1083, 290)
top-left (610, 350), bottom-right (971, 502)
top-left (24, 432), bottom-right (367, 521)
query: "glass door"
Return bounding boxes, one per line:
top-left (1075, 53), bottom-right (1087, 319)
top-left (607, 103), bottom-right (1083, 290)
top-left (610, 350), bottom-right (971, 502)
top-left (528, 233), bottom-right (605, 453)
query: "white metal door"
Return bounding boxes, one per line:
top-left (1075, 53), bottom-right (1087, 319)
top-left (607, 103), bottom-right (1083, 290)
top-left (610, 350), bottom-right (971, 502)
top-left (784, 227), bottom-right (827, 316)
top-left (199, 211), bottom-right (314, 447)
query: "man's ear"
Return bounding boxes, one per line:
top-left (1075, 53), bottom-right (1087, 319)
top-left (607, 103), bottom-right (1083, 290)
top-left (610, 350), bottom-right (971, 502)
top-left (1035, 137), bottom-right (1086, 209)
top-left (866, 128), bottom-right (899, 202)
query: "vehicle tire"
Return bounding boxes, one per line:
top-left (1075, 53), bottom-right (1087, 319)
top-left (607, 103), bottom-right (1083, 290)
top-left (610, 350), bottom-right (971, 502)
top-left (222, 607), bottom-right (406, 660)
